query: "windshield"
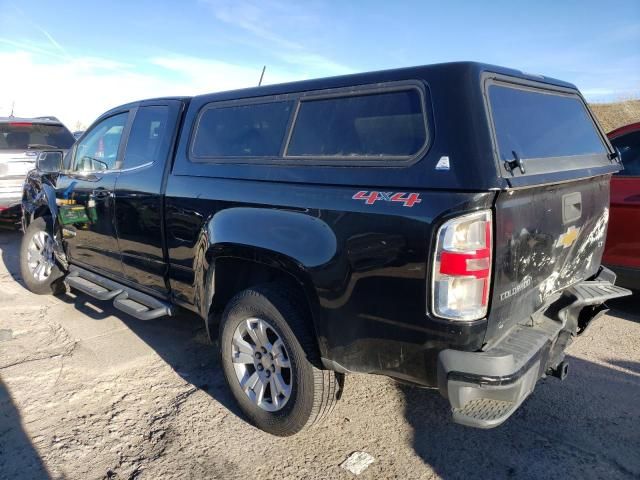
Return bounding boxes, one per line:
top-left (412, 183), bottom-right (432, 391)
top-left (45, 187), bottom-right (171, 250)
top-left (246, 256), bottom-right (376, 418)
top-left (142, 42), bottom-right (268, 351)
top-left (0, 122), bottom-right (76, 150)
top-left (489, 84), bottom-right (607, 162)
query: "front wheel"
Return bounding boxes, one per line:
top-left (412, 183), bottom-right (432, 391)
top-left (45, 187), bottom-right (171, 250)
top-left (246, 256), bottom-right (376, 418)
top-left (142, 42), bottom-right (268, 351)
top-left (19, 217), bottom-right (65, 295)
top-left (219, 283), bottom-right (342, 436)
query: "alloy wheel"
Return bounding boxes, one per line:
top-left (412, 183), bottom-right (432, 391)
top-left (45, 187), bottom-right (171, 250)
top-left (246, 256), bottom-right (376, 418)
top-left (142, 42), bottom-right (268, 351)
top-left (230, 317), bottom-right (292, 412)
top-left (26, 230), bottom-right (55, 282)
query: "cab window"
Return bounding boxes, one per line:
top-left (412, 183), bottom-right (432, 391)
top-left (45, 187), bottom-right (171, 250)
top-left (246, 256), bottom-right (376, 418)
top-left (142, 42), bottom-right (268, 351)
top-left (123, 106), bottom-right (170, 169)
top-left (73, 113), bottom-right (128, 172)
top-left (286, 89), bottom-right (426, 158)
top-left (192, 101), bottom-right (293, 159)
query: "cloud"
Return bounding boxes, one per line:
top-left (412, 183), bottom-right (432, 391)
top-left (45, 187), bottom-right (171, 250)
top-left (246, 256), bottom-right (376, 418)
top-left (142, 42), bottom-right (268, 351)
top-left (0, 37), bottom-right (68, 61)
top-left (211, 0), bottom-right (302, 52)
top-left (200, 0), bottom-right (352, 76)
top-left (0, 49), bottom-right (306, 128)
top-left (149, 55), bottom-right (297, 92)
top-left (0, 50), bottom-right (154, 127)
top-left (33, 25), bottom-right (71, 60)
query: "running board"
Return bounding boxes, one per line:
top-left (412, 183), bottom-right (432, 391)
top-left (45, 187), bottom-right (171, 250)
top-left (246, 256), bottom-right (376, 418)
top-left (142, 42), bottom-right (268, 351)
top-left (65, 266), bottom-right (172, 320)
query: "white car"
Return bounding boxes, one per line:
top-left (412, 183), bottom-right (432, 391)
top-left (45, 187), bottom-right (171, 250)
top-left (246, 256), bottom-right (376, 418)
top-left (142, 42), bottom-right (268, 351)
top-left (0, 116), bottom-right (75, 226)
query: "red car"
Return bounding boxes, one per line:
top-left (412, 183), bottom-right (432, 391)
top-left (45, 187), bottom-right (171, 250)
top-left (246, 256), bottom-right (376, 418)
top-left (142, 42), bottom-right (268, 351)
top-left (603, 122), bottom-right (640, 290)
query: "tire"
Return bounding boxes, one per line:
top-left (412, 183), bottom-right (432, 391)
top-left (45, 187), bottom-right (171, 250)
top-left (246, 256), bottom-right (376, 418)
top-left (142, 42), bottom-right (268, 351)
top-left (20, 216), bottom-right (66, 295)
top-left (219, 283), bottom-right (343, 436)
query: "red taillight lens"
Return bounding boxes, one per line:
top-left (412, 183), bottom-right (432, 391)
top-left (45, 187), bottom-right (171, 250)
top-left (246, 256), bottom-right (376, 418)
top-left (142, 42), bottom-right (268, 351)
top-left (432, 210), bottom-right (492, 321)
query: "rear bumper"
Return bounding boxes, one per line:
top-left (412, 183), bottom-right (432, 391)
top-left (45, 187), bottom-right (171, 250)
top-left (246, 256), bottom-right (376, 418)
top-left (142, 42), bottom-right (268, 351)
top-left (437, 271), bottom-right (631, 429)
top-left (0, 178), bottom-right (25, 208)
top-left (0, 196), bottom-right (22, 209)
top-left (0, 178), bottom-right (25, 229)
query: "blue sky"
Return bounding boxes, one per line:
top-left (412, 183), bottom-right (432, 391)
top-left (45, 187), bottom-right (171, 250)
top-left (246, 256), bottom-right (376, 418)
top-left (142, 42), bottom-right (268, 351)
top-left (0, 0), bottom-right (638, 127)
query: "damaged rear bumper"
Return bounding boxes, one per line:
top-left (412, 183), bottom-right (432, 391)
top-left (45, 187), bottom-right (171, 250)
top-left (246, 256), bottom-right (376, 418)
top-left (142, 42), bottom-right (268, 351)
top-left (437, 269), bottom-right (630, 429)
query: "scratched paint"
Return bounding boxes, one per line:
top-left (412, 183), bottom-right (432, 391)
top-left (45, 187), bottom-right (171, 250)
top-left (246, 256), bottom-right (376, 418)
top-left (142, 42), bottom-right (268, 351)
top-left (538, 208), bottom-right (609, 302)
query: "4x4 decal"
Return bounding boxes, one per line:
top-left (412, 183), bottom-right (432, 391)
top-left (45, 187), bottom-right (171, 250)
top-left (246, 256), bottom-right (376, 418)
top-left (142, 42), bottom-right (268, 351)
top-left (352, 191), bottom-right (422, 207)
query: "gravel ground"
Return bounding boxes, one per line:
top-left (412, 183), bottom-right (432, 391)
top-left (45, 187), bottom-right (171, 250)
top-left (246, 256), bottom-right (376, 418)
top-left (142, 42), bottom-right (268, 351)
top-left (1, 230), bottom-right (639, 480)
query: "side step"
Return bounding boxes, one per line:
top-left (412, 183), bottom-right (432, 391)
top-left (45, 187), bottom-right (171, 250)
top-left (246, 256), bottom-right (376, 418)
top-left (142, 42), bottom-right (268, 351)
top-left (65, 266), bottom-right (172, 321)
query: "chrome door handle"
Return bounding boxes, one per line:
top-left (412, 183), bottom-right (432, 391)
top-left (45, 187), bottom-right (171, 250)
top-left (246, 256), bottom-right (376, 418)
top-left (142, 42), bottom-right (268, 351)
top-left (92, 189), bottom-right (111, 199)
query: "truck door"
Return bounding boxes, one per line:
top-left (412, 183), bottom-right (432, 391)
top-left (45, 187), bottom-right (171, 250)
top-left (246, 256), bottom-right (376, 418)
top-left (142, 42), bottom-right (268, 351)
top-left (55, 111), bottom-right (130, 278)
top-left (113, 101), bottom-right (183, 294)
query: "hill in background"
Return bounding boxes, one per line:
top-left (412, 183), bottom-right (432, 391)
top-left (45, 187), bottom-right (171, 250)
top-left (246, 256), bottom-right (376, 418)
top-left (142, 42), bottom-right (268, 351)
top-left (590, 99), bottom-right (640, 133)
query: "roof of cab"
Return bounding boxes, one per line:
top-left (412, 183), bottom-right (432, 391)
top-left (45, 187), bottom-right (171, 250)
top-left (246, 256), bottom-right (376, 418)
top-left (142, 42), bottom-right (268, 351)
top-left (191, 61), bottom-right (578, 103)
top-left (103, 61), bottom-right (578, 114)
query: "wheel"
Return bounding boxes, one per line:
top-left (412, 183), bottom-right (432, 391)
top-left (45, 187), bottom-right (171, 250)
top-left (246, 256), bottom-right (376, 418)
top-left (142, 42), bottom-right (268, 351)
top-left (219, 283), bottom-right (343, 436)
top-left (20, 217), bottom-right (65, 295)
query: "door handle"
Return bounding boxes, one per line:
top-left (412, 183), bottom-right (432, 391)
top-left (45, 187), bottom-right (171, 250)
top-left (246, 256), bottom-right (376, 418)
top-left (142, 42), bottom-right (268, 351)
top-left (624, 194), bottom-right (640, 203)
top-left (562, 192), bottom-right (582, 224)
top-left (92, 189), bottom-right (111, 199)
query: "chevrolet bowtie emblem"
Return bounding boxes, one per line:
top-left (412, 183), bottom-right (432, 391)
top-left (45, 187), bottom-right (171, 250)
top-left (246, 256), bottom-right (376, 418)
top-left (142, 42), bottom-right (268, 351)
top-left (556, 225), bottom-right (580, 249)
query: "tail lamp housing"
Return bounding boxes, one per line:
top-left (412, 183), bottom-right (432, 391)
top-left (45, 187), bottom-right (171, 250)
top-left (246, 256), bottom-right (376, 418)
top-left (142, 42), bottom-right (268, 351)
top-left (431, 210), bottom-right (492, 321)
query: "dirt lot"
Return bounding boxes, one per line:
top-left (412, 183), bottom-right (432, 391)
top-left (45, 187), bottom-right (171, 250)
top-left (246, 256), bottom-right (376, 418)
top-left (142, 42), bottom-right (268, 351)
top-left (0, 230), bottom-right (639, 480)
top-left (590, 99), bottom-right (640, 133)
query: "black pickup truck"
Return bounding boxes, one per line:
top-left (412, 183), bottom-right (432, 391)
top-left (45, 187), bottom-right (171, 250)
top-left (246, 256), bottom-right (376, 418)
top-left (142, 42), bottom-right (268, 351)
top-left (20, 62), bottom-right (630, 436)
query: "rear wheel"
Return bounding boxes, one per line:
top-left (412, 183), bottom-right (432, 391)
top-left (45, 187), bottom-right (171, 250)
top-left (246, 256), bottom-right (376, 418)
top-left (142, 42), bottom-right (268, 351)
top-left (219, 283), bottom-right (342, 436)
top-left (20, 217), bottom-right (65, 295)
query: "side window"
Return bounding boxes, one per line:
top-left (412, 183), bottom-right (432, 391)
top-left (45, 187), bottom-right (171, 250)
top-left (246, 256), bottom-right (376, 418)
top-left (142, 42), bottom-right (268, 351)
top-left (191, 101), bottom-right (293, 159)
top-left (123, 106), bottom-right (170, 169)
top-left (611, 131), bottom-right (640, 176)
top-left (286, 89), bottom-right (427, 158)
top-left (73, 113), bottom-right (128, 172)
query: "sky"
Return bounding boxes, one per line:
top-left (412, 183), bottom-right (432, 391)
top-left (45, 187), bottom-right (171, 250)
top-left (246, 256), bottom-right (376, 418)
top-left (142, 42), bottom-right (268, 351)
top-left (0, 0), bottom-right (638, 129)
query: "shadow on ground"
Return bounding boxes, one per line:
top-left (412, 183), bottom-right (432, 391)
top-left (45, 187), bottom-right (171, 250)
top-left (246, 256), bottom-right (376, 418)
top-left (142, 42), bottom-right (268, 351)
top-left (0, 231), bottom-right (22, 286)
top-left (0, 230), bottom-right (243, 422)
top-left (396, 280), bottom-right (640, 478)
top-left (0, 379), bottom-right (51, 478)
top-left (399, 356), bottom-right (640, 479)
top-left (57, 291), bottom-right (245, 421)
top-left (1, 232), bottom-right (50, 478)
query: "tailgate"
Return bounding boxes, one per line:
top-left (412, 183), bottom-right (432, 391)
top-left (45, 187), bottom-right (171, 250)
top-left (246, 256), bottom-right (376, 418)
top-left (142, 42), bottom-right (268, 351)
top-left (489, 176), bottom-right (610, 340)
top-left (483, 78), bottom-right (618, 341)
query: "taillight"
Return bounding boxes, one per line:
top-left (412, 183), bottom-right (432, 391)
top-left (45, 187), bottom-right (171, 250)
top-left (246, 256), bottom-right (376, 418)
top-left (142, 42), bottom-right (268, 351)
top-left (432, 210), bottom-right (492, 321)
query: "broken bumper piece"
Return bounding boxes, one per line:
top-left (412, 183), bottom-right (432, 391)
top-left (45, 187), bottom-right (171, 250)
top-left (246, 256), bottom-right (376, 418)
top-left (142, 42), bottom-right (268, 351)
top-left (437, 272), bottom-right (630, 429)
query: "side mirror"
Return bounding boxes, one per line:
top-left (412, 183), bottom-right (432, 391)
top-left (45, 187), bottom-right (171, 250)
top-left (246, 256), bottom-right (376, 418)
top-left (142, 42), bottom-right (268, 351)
top-left (36, 150), bottom-right (63, 173)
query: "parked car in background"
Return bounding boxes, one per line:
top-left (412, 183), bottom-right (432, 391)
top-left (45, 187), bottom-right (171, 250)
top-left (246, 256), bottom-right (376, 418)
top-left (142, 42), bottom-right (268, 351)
top-left (0, 116), bottom-right (76, 227)
top-left (603, 122), bottom-right (640, 290)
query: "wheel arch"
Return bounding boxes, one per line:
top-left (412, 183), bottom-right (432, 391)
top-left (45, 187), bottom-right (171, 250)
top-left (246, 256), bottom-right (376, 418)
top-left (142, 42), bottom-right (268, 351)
top-left (200, 248), bottom-right (328, 359)
top-left (192, 207), bottom-right (337, 360)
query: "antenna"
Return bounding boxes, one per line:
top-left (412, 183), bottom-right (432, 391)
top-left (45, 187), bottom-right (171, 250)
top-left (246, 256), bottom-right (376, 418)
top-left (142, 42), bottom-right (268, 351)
top-left (10, 101), bottom-right (15, 117)
top-left (258, 65), bottom-right (266, 86)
